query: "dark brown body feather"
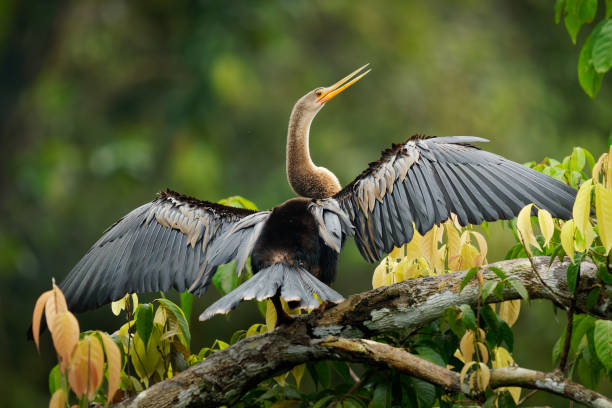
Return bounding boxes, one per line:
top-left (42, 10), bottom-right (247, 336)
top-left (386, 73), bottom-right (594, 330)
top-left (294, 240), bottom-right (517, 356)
top-left (251, 198), bottom-right (339, 284)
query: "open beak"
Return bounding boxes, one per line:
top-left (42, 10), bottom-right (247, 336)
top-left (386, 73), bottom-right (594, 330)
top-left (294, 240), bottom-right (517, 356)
top-left (317, 64), bottom-right (371, 104)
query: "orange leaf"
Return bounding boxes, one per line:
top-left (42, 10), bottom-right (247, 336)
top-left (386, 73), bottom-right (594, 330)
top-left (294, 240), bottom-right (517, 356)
top-left (51, 311), bottom-right (80, 370)
top-left (32, 290), bottom-right (53, 352)
top-left (69, 335), bottom-right (105, 399)
top-left (45, 284), bottom-right (68, 334)
top-left (98, 331), bottom-right (122, 403)
top-left (49, 389), bottom-right (67, 408)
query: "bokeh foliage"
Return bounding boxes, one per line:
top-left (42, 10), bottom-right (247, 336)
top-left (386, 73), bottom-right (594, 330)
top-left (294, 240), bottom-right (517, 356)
top-left (1, 1), bottom-right (611, 406)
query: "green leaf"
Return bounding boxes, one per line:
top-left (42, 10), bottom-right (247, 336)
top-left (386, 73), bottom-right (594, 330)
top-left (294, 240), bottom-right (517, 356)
top-left (556, 315), bottom-right (598, 363)
top-left (543, 166), bottom-right (567, 182)
top-left (179, 290), bottom-right (193, 323)
top-left (607, 0), bottom-right (612, 19)
top-left (372, 382), bottom-right (390, 408)
top-left (508, 277), bottom-right (529, 301)
top-left (459, 304), bottom-right (476, 330)
top-left (597, 265), bottom-right (612, 284)
top-left (332, 361), bottom-right (352, 382)
top-left (592, 20), bottom-right (612, 73)
top-left (577, 345), bottom-right (603, 389)
top-left (416, 346), bottom-right (445, 367)
top-left (217, 195), bottom-right (258, 210)
top-left (497, 390), bottom-right (518, 408)
top-left (564, 0), bottom-right (598, 43)
top-left (594, 320), bottom-right (612, 371)
top-left (549, 243), bottom-right (565, 265)
top-left (212, 262), bottom-right (240, 295)
top-left (311, 361), bottom-right (330, 388)
top-left (489, 266), bottom-right (508, 280)
top-left (460, 267), bottom-right (478, 292)
top-left (555, 0), bottom-right (565, 24)
top-left (312, 396), bottom-right (335, 408)
top-left (48, 364), bottom-right (62, 395)
top-left (571, 315), bottom-right (597, 356)
top-left (587, 287), bottom-right (601, 310)
top-left (499, 320), bottom-right (515, 351)
top-left (412, 378), bottom-right (436, 406)
top-left (578, 20), bottom-right (606, 98)
top-left (567, 261), bottom-right (580, 293)
top-left (135, 303), bottom-right (154, 348)
top-left (481, 281), bottom-right (497, 302)
top-left (570, 146), bottom-right (586, 171)
top-left (157, 298), bottom-right (191, 347)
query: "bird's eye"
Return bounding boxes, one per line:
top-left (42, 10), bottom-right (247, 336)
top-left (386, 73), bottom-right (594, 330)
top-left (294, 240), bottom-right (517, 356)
top-left (314, 88), bottom-right (323, 97)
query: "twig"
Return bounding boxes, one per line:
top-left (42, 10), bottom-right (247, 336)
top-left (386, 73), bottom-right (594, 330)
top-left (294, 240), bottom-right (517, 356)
top-left (517, 231), bottom-right (568, 305)
top-left (518, 389), bottom-right (538, 405)
top-left (558, 261), bottom-right (581, 373)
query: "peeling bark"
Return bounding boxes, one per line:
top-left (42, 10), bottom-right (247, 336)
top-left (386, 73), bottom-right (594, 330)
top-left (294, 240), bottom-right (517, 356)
top-left (113, 257), bottom-right (612, 408)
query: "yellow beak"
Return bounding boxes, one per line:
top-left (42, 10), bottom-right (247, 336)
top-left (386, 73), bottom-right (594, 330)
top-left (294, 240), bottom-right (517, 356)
top-left (317, 64), bottom-right (371, 104)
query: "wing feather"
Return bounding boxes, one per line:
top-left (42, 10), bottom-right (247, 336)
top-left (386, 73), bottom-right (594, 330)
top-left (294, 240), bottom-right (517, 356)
top-left (59, 190), bottom-right (269, 312)
top-left (333, 135), bottom-right (576, 262)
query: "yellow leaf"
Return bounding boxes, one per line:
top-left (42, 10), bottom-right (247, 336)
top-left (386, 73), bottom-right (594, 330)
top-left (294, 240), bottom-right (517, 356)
top-left (51, 311), bottom-right (80, 370)
top-left (498, 300), bottom-right (521, 327)
top-left (592, 153), bottom-right (606, 182)
top-left (45, 284), bottom-right (68, 334)
top-left (98, 331), bottom-right (122, 404)
top-left (476, 363), bottom-right (490, 391)
top-left (492, 346), bottom-right (514, 369)
top-left (492, 347), bottom-right (522, 404)
top-left (420, 225), bottom-right (442, 272)
top-left (265, 300), bottom-right (277, 330)
top-left (246, 323), bottom-right (265, 338)
top-left (459, 361), bottom-right (476, 385)
top-left (573, 179), bottom-right (593, 237)
top-left (608, 145), bottom-right (612, 191)
top-left (32, 290), bottom-right (52, 352)
top-left (446, 222), bottom-right (461, 263)
top-left (560, 220), bottom-right (575, 261)
top-left (111, 297), bottom-right (126, 316)
top-left (596, 185), bottom-right (612, 255)
top-left (575, 220), bottom-right (594, 252)
top-left (154, 306), bottom-right (167, 325)
top-left (459, 330), bottom-right (475, 363)
top-left (291, 363), bottom-right (305, 388)
top-left (130, 326), bottom-right (163, 380)
top-left (460, 243), bottom-right (481, 269)
top-left (49, 389), bottom-right (67, 408)
top-left (69, 335), bottom-right (105, 400)
top-left (453, 349), bottom-right (465, 364)
top-left (477, 342), bottom-right (489, 365)
top-left (469, 231), bottom-right (488, 262)
top-left (516, 204), bottom-right (540, 253)
top-left (274, 372), bottom-right (289, 386)
top-left (537, 209), bottom-right (555, 247)
top-left (388, 246), bottom-right (403, 260)
top-left (372, 258), bottom-right (386, 288)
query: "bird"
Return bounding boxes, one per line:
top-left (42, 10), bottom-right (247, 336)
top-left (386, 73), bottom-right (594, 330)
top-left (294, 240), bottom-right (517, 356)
top-left (57, 64), bottom-right (576, 323)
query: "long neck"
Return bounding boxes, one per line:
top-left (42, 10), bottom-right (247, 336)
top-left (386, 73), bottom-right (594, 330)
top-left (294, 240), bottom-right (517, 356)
top-left (287, 105), bottom-right (317, 179)
top-left (286, 103), bottom-right (341, 198)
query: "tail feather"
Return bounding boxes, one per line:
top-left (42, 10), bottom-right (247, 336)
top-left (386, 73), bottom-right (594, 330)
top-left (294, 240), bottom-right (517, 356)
top-left (199, 263), bottom-right (344, 321)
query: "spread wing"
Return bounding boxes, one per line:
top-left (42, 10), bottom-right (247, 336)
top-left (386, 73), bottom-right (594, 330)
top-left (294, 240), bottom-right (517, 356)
top-left (60, 189), bottom-right (270, 312)
top-left (333, 135), bottom-right (577, 262)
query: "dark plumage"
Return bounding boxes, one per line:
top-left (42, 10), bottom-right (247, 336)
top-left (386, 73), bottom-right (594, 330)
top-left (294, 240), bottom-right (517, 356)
top-left (51, 67), bottom-right (577, 324)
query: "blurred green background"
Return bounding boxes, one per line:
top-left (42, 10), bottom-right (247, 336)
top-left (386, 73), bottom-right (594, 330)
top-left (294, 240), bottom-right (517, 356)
top-left (1, 0), bottom-right (610, 406)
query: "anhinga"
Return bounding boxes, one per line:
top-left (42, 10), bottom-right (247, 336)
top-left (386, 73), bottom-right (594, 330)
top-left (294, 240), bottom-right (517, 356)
top-left (58, 65), bottom-right (576, 322)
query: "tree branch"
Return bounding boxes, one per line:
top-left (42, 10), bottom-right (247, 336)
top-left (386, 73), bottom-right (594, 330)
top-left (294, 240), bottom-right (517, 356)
top-left (113, 257), bottom-right (612, 408)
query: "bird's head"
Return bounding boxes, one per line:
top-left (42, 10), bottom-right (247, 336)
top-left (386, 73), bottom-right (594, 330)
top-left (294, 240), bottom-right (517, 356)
top-left (297, 64), bottom-right (370, 113)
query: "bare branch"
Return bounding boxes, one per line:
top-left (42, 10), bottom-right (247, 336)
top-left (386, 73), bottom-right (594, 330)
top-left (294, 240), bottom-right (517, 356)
top-left (112, 257), bottom-right (612, 408)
